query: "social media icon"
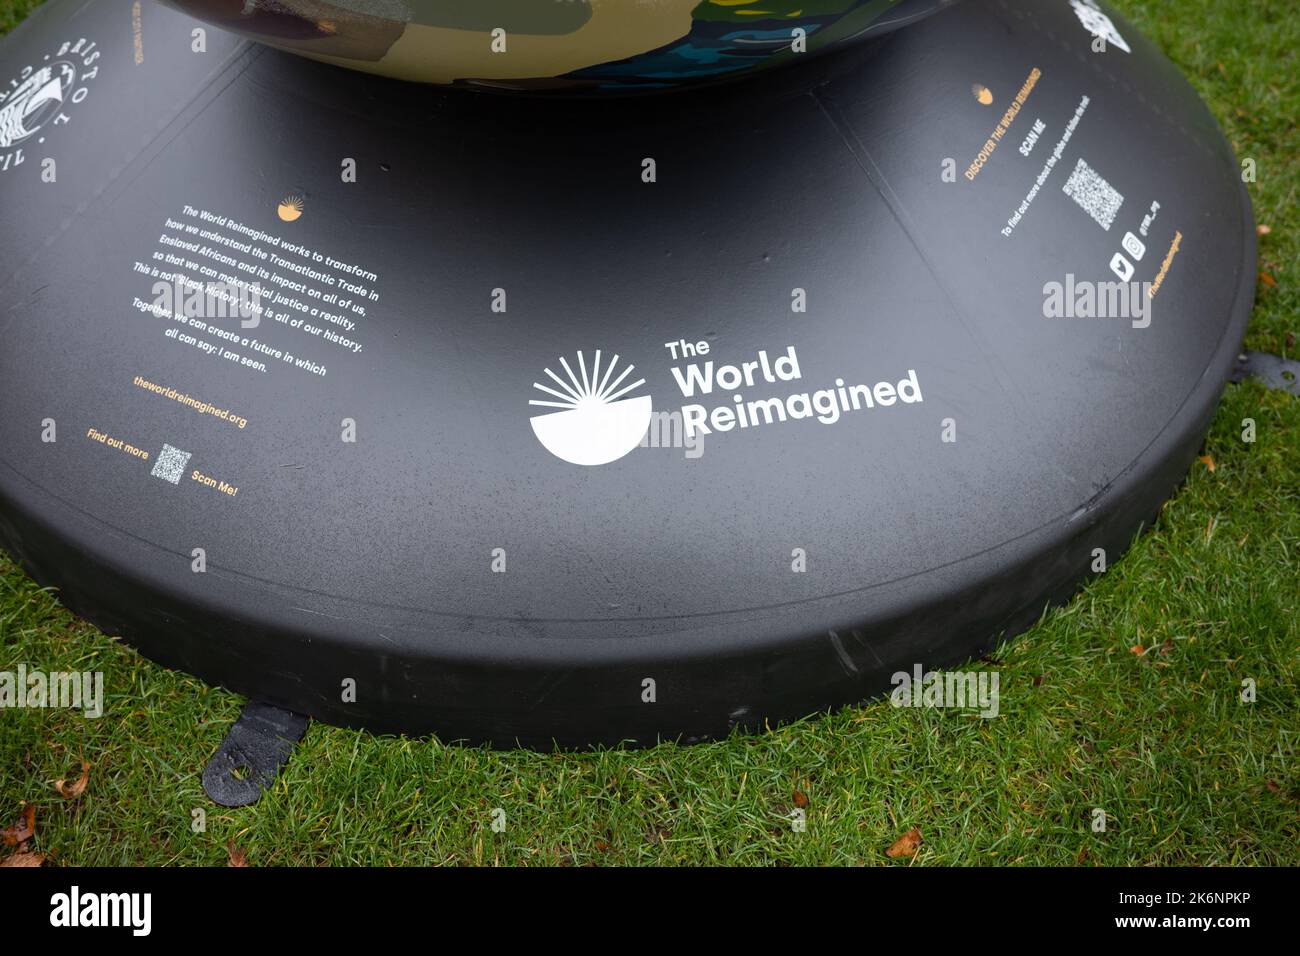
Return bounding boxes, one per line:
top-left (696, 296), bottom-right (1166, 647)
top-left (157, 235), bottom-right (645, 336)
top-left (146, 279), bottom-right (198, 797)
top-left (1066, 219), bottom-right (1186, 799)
top-left (1122, 231), bottom-right (1146, 260)
top-left (1110, 252), bottom-right (1135, 282)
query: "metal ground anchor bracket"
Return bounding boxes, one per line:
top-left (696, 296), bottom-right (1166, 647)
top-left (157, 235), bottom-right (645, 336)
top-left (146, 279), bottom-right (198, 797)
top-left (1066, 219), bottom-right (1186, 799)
top-left (1231, 351), bottom-right (1300, 396)
top-left (202, 701), bottom-right (310, 807)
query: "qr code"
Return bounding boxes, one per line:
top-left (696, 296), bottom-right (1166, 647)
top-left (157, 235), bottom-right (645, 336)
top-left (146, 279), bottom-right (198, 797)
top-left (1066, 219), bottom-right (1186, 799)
top-left (1062, 157), bottom-right (1124, 231)
top-left (150, 443), bottom-right (191, 484)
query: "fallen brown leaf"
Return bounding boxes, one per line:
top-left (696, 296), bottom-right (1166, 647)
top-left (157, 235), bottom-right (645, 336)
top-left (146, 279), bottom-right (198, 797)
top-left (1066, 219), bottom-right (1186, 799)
top-left (1259, 271), bottom-right (1276, 289)
top-left (1198, 454), bottom-right (1216, 473)
top-left (1076, 846), bottom-right (1089, 864)
top-left (886, 826), bottom-right (922, 859)
top-left (1265, 780), bottom-right (1282, 794)
top-left (56, 761), bottom-right (90, 801)
top-left (1130, 644), bottom-right (1145, 656)
top-left (0, 805), bottom-right (36, 846)
top-left (792, 790), bottom-right (809, 809)
top-left (227, 842), bottom-right (248, 867)
top-left (1256, 224), bottom-right (1271, 236)
top-left (0, 850), bottom-right (44, 867)
top-left (1158, 638), bottom-right (1175, 656)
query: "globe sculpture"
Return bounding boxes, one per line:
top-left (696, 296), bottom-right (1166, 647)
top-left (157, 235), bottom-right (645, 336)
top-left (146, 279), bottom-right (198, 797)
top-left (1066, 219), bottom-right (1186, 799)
top-left (0, 0), bottom-right (1256, 752)
top-left (157, 0), bottom-right (954, 90)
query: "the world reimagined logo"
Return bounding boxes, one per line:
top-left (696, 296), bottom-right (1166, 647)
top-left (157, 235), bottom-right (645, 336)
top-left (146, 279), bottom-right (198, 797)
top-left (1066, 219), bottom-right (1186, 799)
top-left (529, 351), bottom-right (653, 466)
top-left (530, 342), bottom-right (923, 466)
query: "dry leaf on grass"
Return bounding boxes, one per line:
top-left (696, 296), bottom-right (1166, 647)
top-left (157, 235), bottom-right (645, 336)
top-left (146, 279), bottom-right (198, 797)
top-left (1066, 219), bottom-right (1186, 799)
top-left (0, 850), bottom-right (45, 867)
top-left (1256, 224), bottom-right (1271, 236)
top-left (1130, 644), bottom-right (1145, 656)
top-left (1198, 455), bottom-right (1216, 473)
top-left (886, 827), bottom-right (922, 858)
top-left (1258, 271), bottom-right (1277, 289)
top-left (227, 842), bottom-right (248, 867)
top-left (56, 761), bottom-right (90, 801)
top-left (793, 790), bottom-right (809, 809)
top-left (1, 805), bottom-right (36, 846)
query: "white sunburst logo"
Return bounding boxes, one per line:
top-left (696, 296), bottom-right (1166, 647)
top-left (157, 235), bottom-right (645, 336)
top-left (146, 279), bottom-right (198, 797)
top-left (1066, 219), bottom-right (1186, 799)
top-left (529, 350), bottom-right (653, 466)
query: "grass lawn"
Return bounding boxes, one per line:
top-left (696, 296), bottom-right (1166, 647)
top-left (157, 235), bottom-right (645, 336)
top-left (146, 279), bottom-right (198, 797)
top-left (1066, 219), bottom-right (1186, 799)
top-left (1, 0), bottom-right (1296, 866)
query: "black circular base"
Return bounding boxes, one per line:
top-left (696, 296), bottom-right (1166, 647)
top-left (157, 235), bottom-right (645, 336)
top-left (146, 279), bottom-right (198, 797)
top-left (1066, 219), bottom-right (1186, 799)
top-left (0, 0), bottom-right (1254, 747)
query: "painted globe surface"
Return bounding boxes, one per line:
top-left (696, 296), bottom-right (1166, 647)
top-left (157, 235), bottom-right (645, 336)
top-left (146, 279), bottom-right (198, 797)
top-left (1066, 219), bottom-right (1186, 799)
top-left (159, 0), bottom-right (954, 91)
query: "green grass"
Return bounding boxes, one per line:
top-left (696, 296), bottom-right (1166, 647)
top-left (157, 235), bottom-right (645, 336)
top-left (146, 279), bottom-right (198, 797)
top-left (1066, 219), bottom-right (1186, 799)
top-left (1123, 0), bottom-right (1298, 357)
top-left (1, 0), bottom-right (1297, 866)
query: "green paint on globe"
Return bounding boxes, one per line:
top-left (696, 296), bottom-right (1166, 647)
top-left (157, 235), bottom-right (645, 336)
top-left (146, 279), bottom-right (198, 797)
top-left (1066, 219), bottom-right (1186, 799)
top-left (158, 0), bottom-right (932, 91)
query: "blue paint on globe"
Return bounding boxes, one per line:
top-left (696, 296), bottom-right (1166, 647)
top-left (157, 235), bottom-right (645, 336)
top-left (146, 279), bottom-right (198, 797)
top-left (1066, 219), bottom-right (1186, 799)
top-left (569, 23), bottom-right (830, 89)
